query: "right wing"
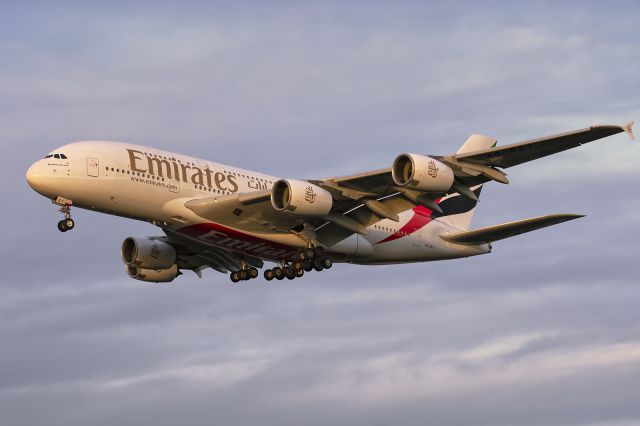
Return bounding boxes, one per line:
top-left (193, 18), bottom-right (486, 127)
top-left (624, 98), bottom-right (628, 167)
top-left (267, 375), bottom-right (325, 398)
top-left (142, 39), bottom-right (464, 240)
top-left (160, 229), bottom-right (264, 274)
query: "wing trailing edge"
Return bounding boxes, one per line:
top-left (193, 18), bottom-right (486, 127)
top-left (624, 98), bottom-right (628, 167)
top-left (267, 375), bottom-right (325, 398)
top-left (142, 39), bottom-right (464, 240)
top-left (440, 214), bottom-right (584, 245)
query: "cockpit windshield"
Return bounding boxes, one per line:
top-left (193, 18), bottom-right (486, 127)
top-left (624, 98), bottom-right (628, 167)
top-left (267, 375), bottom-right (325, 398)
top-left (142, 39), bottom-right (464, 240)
top-left (45, 153), bottom-right (68, 159)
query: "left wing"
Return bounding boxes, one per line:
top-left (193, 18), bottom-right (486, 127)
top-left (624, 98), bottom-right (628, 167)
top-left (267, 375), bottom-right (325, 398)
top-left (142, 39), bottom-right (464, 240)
top-left (440, 214), bottom-right (583, 245)
top-left (450, 122), bottom-right (634, 170)
top-left (181, 122), bottom-right (633, 249)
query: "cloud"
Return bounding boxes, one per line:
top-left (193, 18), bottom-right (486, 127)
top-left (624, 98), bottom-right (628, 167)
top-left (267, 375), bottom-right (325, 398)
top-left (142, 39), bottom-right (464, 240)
top-left (2, 2), bottom-right (640, 426)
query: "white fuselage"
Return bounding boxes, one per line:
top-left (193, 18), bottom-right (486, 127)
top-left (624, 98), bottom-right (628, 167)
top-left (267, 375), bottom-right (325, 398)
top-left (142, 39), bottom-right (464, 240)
top-left (26, 141), bottom-right (489, 265)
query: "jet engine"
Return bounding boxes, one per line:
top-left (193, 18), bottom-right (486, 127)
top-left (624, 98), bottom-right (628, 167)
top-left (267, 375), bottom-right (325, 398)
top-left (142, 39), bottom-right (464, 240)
top-left (392, 153), bottom-right (454, 192)
top-left (121, 237), bottom-right (177, 270)
top-left (271, 179), bottom-right (333, 216)
top-left (126, 264), bottom-right (179, 283)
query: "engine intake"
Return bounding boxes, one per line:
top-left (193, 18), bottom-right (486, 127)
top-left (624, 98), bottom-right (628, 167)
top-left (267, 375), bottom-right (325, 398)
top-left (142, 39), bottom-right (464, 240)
top-left (121, 237), bottom-right (177, 270)
top-left (392, 153), bottom-right (454, 192)
top-left (126, 264), bottom-right (179, 283)
top-left (271, 179), bottom-right (333, 216)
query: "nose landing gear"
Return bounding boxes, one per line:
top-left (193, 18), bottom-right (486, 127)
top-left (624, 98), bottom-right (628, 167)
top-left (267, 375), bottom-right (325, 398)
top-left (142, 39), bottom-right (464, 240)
top-left (56, 200), bottom-right (75, 232)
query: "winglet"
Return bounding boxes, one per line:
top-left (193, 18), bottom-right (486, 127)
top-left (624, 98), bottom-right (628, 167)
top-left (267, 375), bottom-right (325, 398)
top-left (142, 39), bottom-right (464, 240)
top-left (622, 121), bottom-right (635, 140)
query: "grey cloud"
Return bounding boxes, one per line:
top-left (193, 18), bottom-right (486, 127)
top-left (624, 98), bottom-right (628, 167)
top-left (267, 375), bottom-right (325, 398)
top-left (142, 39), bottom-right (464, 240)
top-left (2, 2), bottom-right (640, 426)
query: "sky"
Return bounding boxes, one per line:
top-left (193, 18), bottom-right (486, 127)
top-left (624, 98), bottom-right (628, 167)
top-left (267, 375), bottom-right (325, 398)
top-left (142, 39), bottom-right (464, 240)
top-left (1, 1), bottom-right (640, 425)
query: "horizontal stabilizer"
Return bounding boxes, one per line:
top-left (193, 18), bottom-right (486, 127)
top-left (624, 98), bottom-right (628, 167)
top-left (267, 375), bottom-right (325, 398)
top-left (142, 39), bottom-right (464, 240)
top-left (440, 214), bottom-right (584, 245)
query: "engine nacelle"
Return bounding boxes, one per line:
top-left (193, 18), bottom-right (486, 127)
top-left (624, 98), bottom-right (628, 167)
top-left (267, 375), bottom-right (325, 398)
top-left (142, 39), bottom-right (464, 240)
top-left (121, 237), bottom-right (177, 270)
top-left (126, 264), bottom-right (179, 283)
top-left (271, 179), bottom-right (333, 216)
top-left (392, 153), bottom-right (454, 192)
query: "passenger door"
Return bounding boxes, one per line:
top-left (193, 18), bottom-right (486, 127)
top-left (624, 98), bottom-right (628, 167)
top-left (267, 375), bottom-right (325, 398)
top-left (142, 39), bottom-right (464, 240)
top-left (87, 157), bottom-right (99, 177)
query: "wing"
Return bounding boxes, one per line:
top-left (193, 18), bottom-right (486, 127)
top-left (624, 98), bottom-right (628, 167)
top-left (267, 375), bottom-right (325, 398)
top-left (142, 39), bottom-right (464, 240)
top-left (180, 122), bottom-right (633, 249)
top-left (440, 214), bottom-right (583, 245)
top-left (314, 122), bottom-right (633, 245)
top-left (157, 229), bottom-right (265, 275)
top-left (451, 123), bottom-right (633, 169)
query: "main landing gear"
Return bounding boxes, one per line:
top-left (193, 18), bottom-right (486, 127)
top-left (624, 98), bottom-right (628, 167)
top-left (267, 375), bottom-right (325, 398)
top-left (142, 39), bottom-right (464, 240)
top-left (229, 266), bottom-right (259, 283)
top-left (57, 203), bottom-right (75, 232)
top-left (227, 248), bottom-right (333, 284)
top-left (263, 248), bottom-right (332, 282)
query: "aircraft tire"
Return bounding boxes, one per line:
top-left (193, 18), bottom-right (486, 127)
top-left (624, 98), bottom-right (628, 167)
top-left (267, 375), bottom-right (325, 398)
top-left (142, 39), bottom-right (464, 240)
top-left (313, 258), bottom-right (323, 272)
top-left (64, 218), bottom-right (75, 230)
top-left (295, 268), bottom-right (304, 278)
top-left (264, 269), bottom-right (274, 281)
top-left (321, 258), bottom-right (332, 269)
top-left (284, 266), bottom-right (295, 280)
top-left (274, 267), bottom-right (284, 280)
top-left (249, 267), bottom-right (259, 279)
top-left (57, 220), bottom-right (68, 232)
top-left (230, 272), bottom-right (240, 283)
top-left (303, 260), bottom-right (313, 272)
top-left (304, 248), bottom-right (315, 260)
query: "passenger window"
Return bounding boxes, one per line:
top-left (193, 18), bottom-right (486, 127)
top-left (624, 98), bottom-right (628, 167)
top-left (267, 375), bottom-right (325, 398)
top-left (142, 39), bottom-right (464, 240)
top-left (54, 154), bottom-right (60, 159)
top-left (60, 154), bottom-right (67, 159)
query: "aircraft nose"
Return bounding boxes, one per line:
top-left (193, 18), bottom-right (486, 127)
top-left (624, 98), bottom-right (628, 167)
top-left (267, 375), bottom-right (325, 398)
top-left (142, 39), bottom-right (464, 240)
top-left (26, 161), bottom-right (46, 191)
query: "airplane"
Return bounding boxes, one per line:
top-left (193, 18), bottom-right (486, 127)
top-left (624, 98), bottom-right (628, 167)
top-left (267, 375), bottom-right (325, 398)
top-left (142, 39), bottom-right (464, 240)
top-left (26, 122), bottom-right (634, 283)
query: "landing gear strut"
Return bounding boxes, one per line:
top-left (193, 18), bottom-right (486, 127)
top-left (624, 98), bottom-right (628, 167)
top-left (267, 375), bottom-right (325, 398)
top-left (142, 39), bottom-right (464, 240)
top-left (57, 204), bottom-right (74, 232)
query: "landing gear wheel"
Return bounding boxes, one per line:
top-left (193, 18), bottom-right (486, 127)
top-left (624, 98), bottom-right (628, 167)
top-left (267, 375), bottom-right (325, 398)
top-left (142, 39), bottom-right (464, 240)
top-left (284, 266), bottom-right (296, 280)
top-left (230, 271), bottom-right (240, 283)
top-left (292, 260), bottom-right (303, 271)
top-left (249, 267), bottom-right (259, 279)
top-left (304, 248), bottom-right (316, 260)
top-left (313, 258), bottom-right (324, 272)
top-left (274, 267), bottom-right (284, 280)
top-left (321, 258), bottom-right (332, 269)
top-left (295, 268), bottom-right (304, 278)
top-left (264, 269), bottom-right (275, 281)
top-left (303, 260), bottom-right (313, 272)
top-left (239, 269), bottom-right (249, 281)
top-left (56, 203), bottom-right (74, 232)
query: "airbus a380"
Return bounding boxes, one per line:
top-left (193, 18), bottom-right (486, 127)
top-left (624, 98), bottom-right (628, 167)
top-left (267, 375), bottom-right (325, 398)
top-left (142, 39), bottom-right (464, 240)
top-left (26, 122), bottom-right (634, 283)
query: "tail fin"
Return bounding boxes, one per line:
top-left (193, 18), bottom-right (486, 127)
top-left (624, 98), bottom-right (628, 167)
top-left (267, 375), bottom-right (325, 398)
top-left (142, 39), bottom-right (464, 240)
top-left (435, 134), bottom-right (497, 230)
top-left (434, 186), bottom-right (482, 230)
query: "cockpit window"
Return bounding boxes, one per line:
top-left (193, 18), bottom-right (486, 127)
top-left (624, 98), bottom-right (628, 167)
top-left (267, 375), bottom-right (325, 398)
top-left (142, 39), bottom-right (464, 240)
top-left (54, 154), bottom-right (60, 159)
top-left (60, 154), bottom-right (67, 159)
top-left (44, 154), bottom-right (53, 158)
